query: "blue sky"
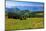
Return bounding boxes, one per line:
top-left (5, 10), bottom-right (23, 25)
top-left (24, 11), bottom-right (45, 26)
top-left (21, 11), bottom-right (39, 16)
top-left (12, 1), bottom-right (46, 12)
top-left (16, 2), bottom-right (44, 11)
top-left (6, 1), bottom-right (44, 11)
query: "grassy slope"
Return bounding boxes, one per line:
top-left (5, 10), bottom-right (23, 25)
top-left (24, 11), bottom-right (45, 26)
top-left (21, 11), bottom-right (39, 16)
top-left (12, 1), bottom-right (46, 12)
top-left (5, 17), bottom-right (44, 30)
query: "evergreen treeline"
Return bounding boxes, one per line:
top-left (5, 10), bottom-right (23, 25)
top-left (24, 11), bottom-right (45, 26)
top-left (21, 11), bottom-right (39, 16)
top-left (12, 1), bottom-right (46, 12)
top-left (5, 8), bottom-right (44, 20)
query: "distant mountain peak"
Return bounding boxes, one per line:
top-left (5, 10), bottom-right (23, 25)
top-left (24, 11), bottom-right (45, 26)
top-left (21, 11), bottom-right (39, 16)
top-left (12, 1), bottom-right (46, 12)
top-left (16, 8), bottom-right (20, 10)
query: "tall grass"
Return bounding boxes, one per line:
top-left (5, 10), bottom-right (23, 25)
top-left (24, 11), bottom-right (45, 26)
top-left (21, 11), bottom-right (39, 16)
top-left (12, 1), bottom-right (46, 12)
top-left (5, 17), bottom-right (44, 30)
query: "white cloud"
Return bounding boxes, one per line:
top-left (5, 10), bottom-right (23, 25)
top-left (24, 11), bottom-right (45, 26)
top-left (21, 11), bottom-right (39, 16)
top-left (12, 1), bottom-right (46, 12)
top-left (6, 1), bottom-right (16, 8)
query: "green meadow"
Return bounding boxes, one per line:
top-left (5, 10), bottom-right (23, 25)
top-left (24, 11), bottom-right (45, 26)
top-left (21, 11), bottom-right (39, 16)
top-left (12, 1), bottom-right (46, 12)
top-left (5, 17), bottom-right (44, 30)
top-left (5, 10), bottom-right (44, 30)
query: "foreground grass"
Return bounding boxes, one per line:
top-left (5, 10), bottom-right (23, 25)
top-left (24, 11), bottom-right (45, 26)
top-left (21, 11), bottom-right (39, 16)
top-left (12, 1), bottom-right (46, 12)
top-left (5, 17), bottom-right (44, 30)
